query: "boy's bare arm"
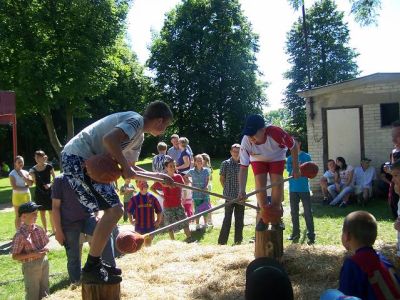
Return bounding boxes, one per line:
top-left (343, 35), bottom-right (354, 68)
top-left (290, 142), bottom-right (300, 178)
top-left (155, 213), bottom-right (163, 228)
top-left (52, 199), bottom-right (65, 246)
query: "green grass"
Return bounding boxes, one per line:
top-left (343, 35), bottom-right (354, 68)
top-left (0, 157), bottom-right (398, 297)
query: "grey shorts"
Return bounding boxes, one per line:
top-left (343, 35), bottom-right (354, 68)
top-left (163, 207), bottom-right (188, 231)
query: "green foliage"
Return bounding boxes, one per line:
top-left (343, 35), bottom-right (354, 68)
top-left (0, 0), bottom-right (135, 155)
top-left (350, 0), bottom-right (382, 26)
top-left (288, 0), bottom-right (382, 26)
top-left (283, 0), bottom-right (359, 143)
top-left (148, 0), bottom-right (267, 155)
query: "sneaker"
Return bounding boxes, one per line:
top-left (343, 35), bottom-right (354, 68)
top-left (102, 261), bottom-right (122, 276)
top-left (255, 219), bottom-right (268, 232)
top-left (287, 234), bottom-right (300, 241)
top-left (81, 263), bottom-right (122, 284)
top-left (322, 197), bottom-right (329, 205)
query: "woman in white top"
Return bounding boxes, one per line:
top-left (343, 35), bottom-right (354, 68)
top-left (328, 157), bottom-right (354, 207)
top-left (9, 156), bottom-right (33, 229)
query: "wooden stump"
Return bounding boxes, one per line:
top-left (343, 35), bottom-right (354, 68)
top-left (254, 223), bottom-right (284, 259)
top-left (82, 283), bottom-right (120, 300)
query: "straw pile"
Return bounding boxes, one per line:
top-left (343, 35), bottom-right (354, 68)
top-left (48, 239), bottom-right (398, 299)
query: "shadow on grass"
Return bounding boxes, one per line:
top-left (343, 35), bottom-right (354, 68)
top-left (49, 275), bottom-right (71, 294)
top-left (312, 198), bottom-right (393, 222)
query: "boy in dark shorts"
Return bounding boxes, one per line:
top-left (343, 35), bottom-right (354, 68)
top-left (61, 101), bottom-right (174, 284)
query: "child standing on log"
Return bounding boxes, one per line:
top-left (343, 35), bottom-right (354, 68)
top-left (238, 114), bottom-right (300, 230)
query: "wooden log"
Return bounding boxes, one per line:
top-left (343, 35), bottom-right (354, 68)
top-left (82, 282), bottom-right (121, 300)
top-left (254, 224), bottom-right (284, 259)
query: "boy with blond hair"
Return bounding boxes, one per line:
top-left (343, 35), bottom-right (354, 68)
top-left (339, 211), bottom-right (400, 299)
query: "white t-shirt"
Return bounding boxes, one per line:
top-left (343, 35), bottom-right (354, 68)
top-left (323, 170), bottom-right (335, 185)
top-left (240, 126), bottom-right (295, 166)
top-left (339, 165), bottom-right (354, 185)
top-left (9, 169), bottom-right (30, 194)
top-left (63, 112), bottom-right (144, 162)
top-left (353, 166), bottom-right (376, 188)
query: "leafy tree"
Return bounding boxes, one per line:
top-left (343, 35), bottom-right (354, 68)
top-left (148, 0), bottom-right (266, 155)
top-left (288, 0), bottom-right (382, 26)
top-left (0, 0), bottom-right (131, 157)
top-left (283, 0), bottom-right (359, 141)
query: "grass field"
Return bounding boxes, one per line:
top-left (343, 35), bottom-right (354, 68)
top-left (0, 157), bottom-right (398, 299)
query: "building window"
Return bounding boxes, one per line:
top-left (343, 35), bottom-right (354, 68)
top-left (381, 103), bottom-right (399, 127)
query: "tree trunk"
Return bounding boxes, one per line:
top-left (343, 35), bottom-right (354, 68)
top-left (41, 105), bottom-right (63, 162)
top-left (66, 103), bottom-right (74, 142)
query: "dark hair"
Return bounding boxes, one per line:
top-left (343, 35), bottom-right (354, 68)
top-left (343, 211), bottom-right (377, 246)
top-left (336, 157), bottom-right (347, 171)
top-left (163, 155), bottom-right (175, 167)
top-left (143, 101), bottom-right (173, 121)
top-left (35, 150), bottom-right (46, 157)
top-left (327, 159), bottom-right (335, 164)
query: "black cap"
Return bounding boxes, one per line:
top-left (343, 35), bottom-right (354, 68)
top-left (243, 115), bottom-right (265, 136)
top-left (245, 257), bottom-right (293, 300)
top-left (18, 201), bottom-right (41, 217)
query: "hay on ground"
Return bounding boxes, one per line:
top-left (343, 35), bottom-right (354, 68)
top-left (48, 240), bottom-right (398, 300)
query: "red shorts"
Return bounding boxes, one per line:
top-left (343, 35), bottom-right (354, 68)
top-left (250, 160), bottom-right (285, 176)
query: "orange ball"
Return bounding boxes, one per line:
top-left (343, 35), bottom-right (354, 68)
top-left (85, 154), bottom-right (122, 184)
top-left (116, 230), bottom-right (144, 254)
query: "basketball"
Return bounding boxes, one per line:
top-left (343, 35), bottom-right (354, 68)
top-left (85, 154), bottom-right (122, 184)
top-left (116, 230), bottom-right (144, 254)
top-left (299, 161), bottom-right (319, 179)
top-left (260, 204), bottom-right (283, 225)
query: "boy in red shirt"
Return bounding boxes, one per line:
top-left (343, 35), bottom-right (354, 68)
top-left (238, 115), bottom-right (300, 230)
top-left (127, 180), bottom-right (162, 247)
top-left (151, 156), bottom-right (194, 242)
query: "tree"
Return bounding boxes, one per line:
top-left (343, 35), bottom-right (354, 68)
top-left (148, 0), bottom-right (266, 155)
top-left (283, 0), bottom-right (359, 140)
top-left (0, 0), bottom-right (131, 157)
top-left (288, 0), bottom-right (382, 26)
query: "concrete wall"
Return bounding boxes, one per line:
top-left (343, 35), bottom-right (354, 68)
top-left (306, 79), bottom-right (400, 194)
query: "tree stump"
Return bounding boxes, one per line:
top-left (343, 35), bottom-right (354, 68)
top-left (254, 222), bottom-right (284, 260)
top-left (82, 283), bottom-right (120, 300)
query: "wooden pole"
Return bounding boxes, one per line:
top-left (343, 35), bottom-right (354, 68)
top-left (82, 282), bottom-right (120, 300)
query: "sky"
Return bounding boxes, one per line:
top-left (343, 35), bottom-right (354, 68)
top-left (126, 0), bottom-right (400, 111)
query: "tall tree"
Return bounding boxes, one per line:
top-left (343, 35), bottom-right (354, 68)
top-left (0, 0), bottom-right (131, 157)
top-left (283, 0), bottom-right (359, 137)
top-left (148, 0), bottom-right (266, 155)
top-left (288, 0), bottom-right (382, 26)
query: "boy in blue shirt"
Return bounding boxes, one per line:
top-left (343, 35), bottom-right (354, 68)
top-left (286, 137), bottom-right (315, 244)
top-left (339, 211), bottom-right (400, 299)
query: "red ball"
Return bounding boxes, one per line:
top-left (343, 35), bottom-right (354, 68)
top-left (116, 230), bottom-right (144, 254)
top-left (85, 154), bottom-right (122, 184)
top-left (260, 204), bottom-right (283, 225)
top-left (299, 162), bottom-right (319, 179)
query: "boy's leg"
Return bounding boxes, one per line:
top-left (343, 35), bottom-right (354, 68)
top-left (300, 192), bottom-right (315, 242)
top-left (23, 260), bottom-right (41, 300)
top-left (39, 210), bottom-right (47, 232)
top-left (320, 178), bottom-right (328, 197)
top-left (289, 192), bottom-right (300, 239)
top-left (327, 184), bottom-right (338, 201)
top-left (39, 256), bottom-right (49, 298)
top-left (233, 203), bottom-right (245, 244)
top-left (218, 203), bottom-right (234, 245)
top-left (169, 230), bottom-right (175, 240)
top-left (89, 206), bottom-right (123, 257)
top-left (64, 229), bottom-right (82, 283)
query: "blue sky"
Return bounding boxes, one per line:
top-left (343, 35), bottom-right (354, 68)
top-left (126, 0), bottom-right (400, 111)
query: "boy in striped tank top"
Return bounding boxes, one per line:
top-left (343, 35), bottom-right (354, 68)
top-left (127, 180), bottom-right (162, 247)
